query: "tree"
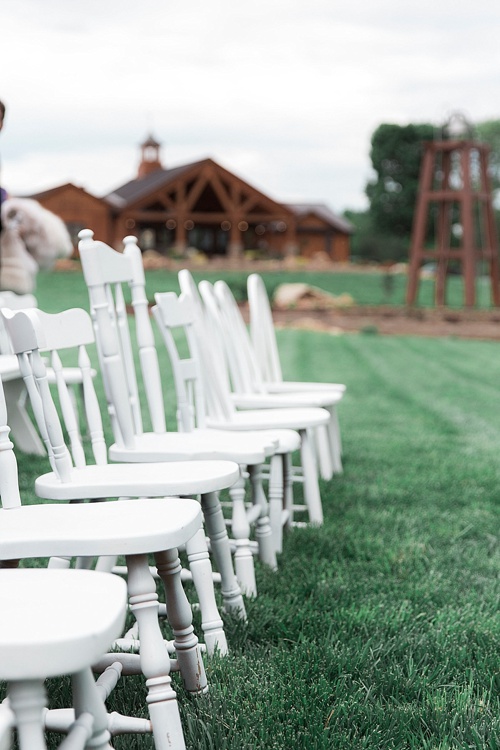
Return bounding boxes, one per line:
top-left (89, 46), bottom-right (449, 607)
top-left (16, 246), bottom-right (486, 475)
top-left (343, 208), bottom-right (410, 263)
top-left (476, 119), bottom-right (500, 193)
top-left (365, 123), bottom-right (435, 237)
top-left (355, 119), bottom-right (500, 263)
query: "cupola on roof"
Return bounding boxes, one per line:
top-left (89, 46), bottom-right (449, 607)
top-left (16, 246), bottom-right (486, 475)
top-left (141, 134), bottom-right (161, 149)
top-left (138, 133), bottom-right (163, 179)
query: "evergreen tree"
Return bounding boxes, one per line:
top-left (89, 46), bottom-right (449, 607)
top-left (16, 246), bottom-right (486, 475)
top-left (365, 123), bottom-right (435, 237)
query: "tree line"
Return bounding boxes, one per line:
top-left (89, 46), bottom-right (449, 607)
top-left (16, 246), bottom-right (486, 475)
top-left (344, 119), bottom-right (500, 263)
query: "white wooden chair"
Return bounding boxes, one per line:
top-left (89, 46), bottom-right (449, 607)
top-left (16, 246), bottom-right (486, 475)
top-left (0, 290), bottom-right (92, 456)
top-left (247, 272), bottom-right (346, 468)
top-left (178, 271), bottom-right (331, 528)
top-left (214, 278), bottom-right (344, 478)
top-left (0, 330), bottom-right (223, 750)
top-left (177, 271), bottom-right (312, 552)
top-left (152, 290), bottom-right (298, 561)
top-left (0, 292), bottom-right (37, 354)
top-left (78, 230), bottom-right (291, 597)
top-left (0, 568), bottom-right (127, 750)
top-left (2, 304), bottom-right (242, 656)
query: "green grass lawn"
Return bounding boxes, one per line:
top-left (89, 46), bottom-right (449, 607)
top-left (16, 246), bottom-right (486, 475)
top-left (6, 270), bottom-right (500, 748)
top-left (36, 264), bottom-right (497, 310)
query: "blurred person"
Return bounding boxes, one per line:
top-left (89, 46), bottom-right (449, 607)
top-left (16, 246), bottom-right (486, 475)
top-left (0, 99), bottom-right (6, 234)
top-left (0, 102), bottom-right (72, 292)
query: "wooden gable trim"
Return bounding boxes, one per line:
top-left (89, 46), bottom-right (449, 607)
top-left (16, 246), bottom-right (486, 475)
top-left (120, 161), bottom-right (207, 212)
top-left (208, 160), bottom-right (294, 217)
top-left (238, 189), bottom-right (293, 217)
top-left (208, 170), bottom-right (234, 211)
top-left (152, 192), bottom-right (175, 211)
top-left (184, 172), bottom-right (210, 211)
top-left (186, 158), bottom-right (294, 217)
top-left (132, 186), bottom-right (176, 212)
top-left (116, 157), bottom-right (295, 222)
top-left (31, 182), bottom-right (108, 210)
top-left (184, 163), bottom-right (235, 213)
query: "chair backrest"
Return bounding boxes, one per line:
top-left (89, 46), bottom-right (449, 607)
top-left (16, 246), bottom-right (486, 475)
top-left (2, 307), bottom-right (108, 481)
top-left (0, 291), bottom-right (37, 354)
top-left (178, 269), bottom-right (206, 326)
top-left (0, 352), bottom-right (23, 511)
top-left (153, 289), bottom-right (236, 425)
top-left (152, 291), bottom-right (208, 431)
top-left (213, 280), bottom-right (266, 395)
top-left (197, 279), bottom-right (245, 392)
top-left (247, 273), bottom-right (283, 382)
top-left (176, 271), bottom-right (238, 422)
top-left (78, 229), bottom-right (168, 446)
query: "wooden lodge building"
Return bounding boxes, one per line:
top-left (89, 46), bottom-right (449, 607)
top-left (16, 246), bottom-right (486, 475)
top-left (31, 135), bottom-right (353, 262)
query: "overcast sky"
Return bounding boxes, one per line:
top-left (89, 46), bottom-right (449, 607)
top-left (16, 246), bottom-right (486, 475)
top-left (2, 0), bottom-right (500, 214)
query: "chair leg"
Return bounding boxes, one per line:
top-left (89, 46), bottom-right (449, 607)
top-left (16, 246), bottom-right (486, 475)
top-left (126, 553), bottom-right (186, 750)
top-left (299, 429), bottom-right (324, 526)
top-left (248, 463), bottom-right (277, 570)
top-left (7, 680), bottom-right (47, 750)
top-left (95, 556), bottom-right (118, 573)
top-left (72, 667), bottom-right (112, 750)
top-left (328, 405), bottom-right (343, 474)
top-left (268, 454), bottom-right (284, 554)
top-left (228, 475), bottom-right (257, 598)
top-left (314, 424), bottom-right (334, 481)
top-left (283, 453), bottom-right (294, 532)
top-left (47, 556), bottom-right (72, 569)
top-left (154, 547), bottom-right (207, 695)
top-left (200, 492), bottom-right (246, 617)
top-left (183, 528), bottom-right (228, 656)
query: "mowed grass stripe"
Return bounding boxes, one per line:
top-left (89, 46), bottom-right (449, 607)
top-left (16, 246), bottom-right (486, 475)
top-left (10, 272), bottom-right (500, 748)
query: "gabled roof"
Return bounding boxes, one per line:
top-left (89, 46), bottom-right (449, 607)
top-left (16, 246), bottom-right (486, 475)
top-left (105, 157), bottom-right (295, 217)
top-left (105, 159), bottom-right (208, 208)
top-left (29, 182), bottom-right (107, 208)
top-left (141, 133), bottom-right (161, 148)
top-left (287, 203), bottom-right (354, 234)
top-left (102, 153), bottom-right (353, 235)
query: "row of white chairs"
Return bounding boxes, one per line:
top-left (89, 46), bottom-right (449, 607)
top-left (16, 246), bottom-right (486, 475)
top-left (0, 228), bottom-right (346, 749)
top-left (0, 306), bottom-right (238, 749)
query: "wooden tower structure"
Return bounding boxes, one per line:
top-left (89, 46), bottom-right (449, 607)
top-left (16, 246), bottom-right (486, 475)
top-left (137, 134), bottom-right (163, 179)
top-left (406, 114), bottom-right (500, 307)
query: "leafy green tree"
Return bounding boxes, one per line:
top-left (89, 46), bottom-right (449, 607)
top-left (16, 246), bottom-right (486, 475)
top-left (354, 119), bottom-right (500, 263)
top-left (476, 119), bottom-right (500, 194)
top-left (344, 209), bottom-right (409, 263)
top-left (365, 123), bottom-right (435, 237)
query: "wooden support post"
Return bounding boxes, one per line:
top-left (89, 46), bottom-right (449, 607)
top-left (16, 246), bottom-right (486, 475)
top-left (407, 139), bottom-right (500, 308)
top-left (461, 145), bottom-right (476, 307)
top-left (228, 220), bottom-right (243, 260)
top-left (406, 144), bottom-right (435, 305)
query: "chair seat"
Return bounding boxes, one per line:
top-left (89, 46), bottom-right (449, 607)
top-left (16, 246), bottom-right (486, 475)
top-left (0, 568), bottom-right (127, 680)
top-left (231, 390), bottom-right (343, 410)
top-left (35, 459), bottom-right (240, 500)
top-left (0, 496), bottom-right (202, 561)
top-left (207, 406), bottom-right (331, 432)
top-left (248, 428), bottom-right (301, 453)
top-left (108, 429), bottom-right (276, 465)
top-left (264, 380), bottom-right (346, 395)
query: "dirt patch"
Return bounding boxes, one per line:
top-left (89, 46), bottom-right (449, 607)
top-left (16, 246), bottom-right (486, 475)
top-left (240, 304), bottom-right (500, 341)
top-left (156, 258), bottom-right (500, 340)
top-left (59, 255), bottom-right (499, 341)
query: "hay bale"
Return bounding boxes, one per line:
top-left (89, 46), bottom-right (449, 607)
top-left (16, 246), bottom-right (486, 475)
top-left (273, 283), bottom-right (354, 310)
